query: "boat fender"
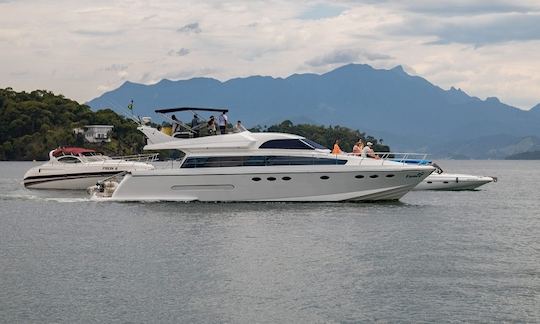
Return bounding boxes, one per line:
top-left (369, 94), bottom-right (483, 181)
top-left (455, 177), bottom-right (459, 183)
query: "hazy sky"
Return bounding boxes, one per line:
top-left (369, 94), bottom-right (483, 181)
top-left (1, 0), bottom-right (539, 109)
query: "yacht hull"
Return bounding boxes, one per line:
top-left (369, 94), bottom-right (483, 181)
top-left (108, 165), bottom-right (434, 202)
top-left (413, 173), bottom-right (495, 191)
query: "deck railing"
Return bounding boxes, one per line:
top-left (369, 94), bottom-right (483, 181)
top-left (151, 152), bottom-right (431, 169)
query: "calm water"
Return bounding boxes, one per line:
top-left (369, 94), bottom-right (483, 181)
top-left (0, 161), bottom-right (538, 323)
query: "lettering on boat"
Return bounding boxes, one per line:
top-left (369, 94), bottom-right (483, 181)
top-left (406, 172), bottom-right (425, 178)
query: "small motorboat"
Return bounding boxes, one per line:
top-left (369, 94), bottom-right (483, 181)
top-left (413, 172), bottom-right (496, 191)
top-left (23, 147), bottom-right (156, 190)
top-left (393, 158), bottom-right (497, 191)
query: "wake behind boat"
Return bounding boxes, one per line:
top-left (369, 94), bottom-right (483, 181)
top-left (23, 147), bottom-right (156, 190)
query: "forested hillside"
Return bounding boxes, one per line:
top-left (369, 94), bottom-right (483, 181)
top-left (1, 88), bottom-right (390, 160)
top-left (0, 88), bottom-right (146, 160)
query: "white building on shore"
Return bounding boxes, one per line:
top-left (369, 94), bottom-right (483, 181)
top-left (73, 125), bottom-right (114, 143)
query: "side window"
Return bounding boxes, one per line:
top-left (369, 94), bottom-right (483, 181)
top-left (181, 157), bottom-right (209, 168)
top-left (259, 139), bottom-right (313, 150)
top-left (266, 156), bottom-right (346, 165)
top-left (181, 156), bottom-right (347, 168)
top-left (57, 156), bottom-right (82, 164)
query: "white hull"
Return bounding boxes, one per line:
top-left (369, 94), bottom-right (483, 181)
top-left (107, 165), bottom-right (434, 202)
top-left (24, 162), bottom-right (154, 190)
top-left (414, 172), bottom-right (495, 191)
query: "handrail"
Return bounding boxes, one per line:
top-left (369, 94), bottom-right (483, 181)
top-left (46, 153), bottom-right (159, 167)
top-left (110, 153), bottom-right (160, 162)
top-left (345, 152), bottom-right (429, 165)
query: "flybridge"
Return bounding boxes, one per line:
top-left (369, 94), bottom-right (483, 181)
top-left (154, 107), bottom-right (229, 114)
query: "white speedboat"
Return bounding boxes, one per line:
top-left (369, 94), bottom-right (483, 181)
top-left (414, 172), bottom-right (496, 191)
top-left (393, 158), bottom-right (496, 191)
top-left (23, 147), bottom-right (156, 189)
top-left (92, 128), bottom-right (435, 202)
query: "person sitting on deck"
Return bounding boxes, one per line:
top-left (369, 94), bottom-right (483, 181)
top-left (361, 142), bottom-right (380, 159)
top-left (171, 114), bottom-right (181, 134)
top-left (332, 139), bottom-right (343, 155)
top-left (233, 120), bottom-right (247, 133)
top-left (352, 140), bottom-right (364, 156)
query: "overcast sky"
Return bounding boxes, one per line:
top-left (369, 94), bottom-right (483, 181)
top-left (1, 0), bottom-right (539, 109)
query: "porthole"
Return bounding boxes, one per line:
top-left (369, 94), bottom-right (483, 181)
top-left (267, 177), bottom-right (276, 181)
top-left (369, 175), bottom-right (379, 179)
top-left (427, 181), bottom-right (432, 184)
top-left (386, 174), bottom-right (395, 178)
top-left (282, 176), bottom-right (291, 181)
top-left (320, 175), bottom-right (330, 180)
top-left (443, 181), bottom-right (449, 184)
top-left (252, 177), bottom-right (261, 181)
top-left (355, 175), bottom-right (364, 179)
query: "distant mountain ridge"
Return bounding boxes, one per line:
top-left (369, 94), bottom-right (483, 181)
top-left (87, 64), bottom-right (540, 158)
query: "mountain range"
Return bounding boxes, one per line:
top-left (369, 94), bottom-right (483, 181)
top-left (87, 64), bottom-right (540, 159)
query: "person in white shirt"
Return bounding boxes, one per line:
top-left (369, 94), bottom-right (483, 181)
top-left (218, 111), bottom-right (228, 134)
top-left (361, 142), bottom-right (379, 159)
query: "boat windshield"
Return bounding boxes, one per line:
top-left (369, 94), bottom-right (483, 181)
top-left (258, 138), bottom-right (328, 150)
top-left (56, 156), bottom-right (82, 164)
top-left (79, 152), bottom-right (108, 162)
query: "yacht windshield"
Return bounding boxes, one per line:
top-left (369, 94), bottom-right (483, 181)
top-left (259, 139), bottom-right (313, 150)
top-left (301, 139), bottom-right (328, 150)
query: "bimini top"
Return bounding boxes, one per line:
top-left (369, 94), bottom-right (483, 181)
top-left (52, 147), bottom-right (97, 157)
top-left (143, 131), bottom-right (329, 153)
top-left (154, 107), bottom-right (229, 114)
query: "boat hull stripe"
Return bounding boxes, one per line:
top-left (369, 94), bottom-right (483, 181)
top-left (24, 171), bottom-right (122, 187)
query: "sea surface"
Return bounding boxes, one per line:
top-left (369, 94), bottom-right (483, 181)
top-left (0, 160), bottom-right (538, 323)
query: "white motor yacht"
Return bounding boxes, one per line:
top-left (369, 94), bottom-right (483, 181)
top-left (93, 129), bottom-right (435, 202)
top-left (23, 147), bottom-right (156, 190)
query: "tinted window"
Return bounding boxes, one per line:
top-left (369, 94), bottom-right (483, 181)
top-left (259, 139), bottom-right (313, 150)
top-left (57, 156), bottom-right (81, 164)
top-left (266, 156), bottom-right (346, 166)
top-left (181, 156), bottom-right (346, 168)
top-left (301, 139), bottom-right (328, 150)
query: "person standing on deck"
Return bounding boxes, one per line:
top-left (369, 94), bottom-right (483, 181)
top-left (207, 116), bottom-right (217, 135)
top-left (191, 114), bottom-right (200, 137)
top-left (218, 111), bottom-right (228, 134)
